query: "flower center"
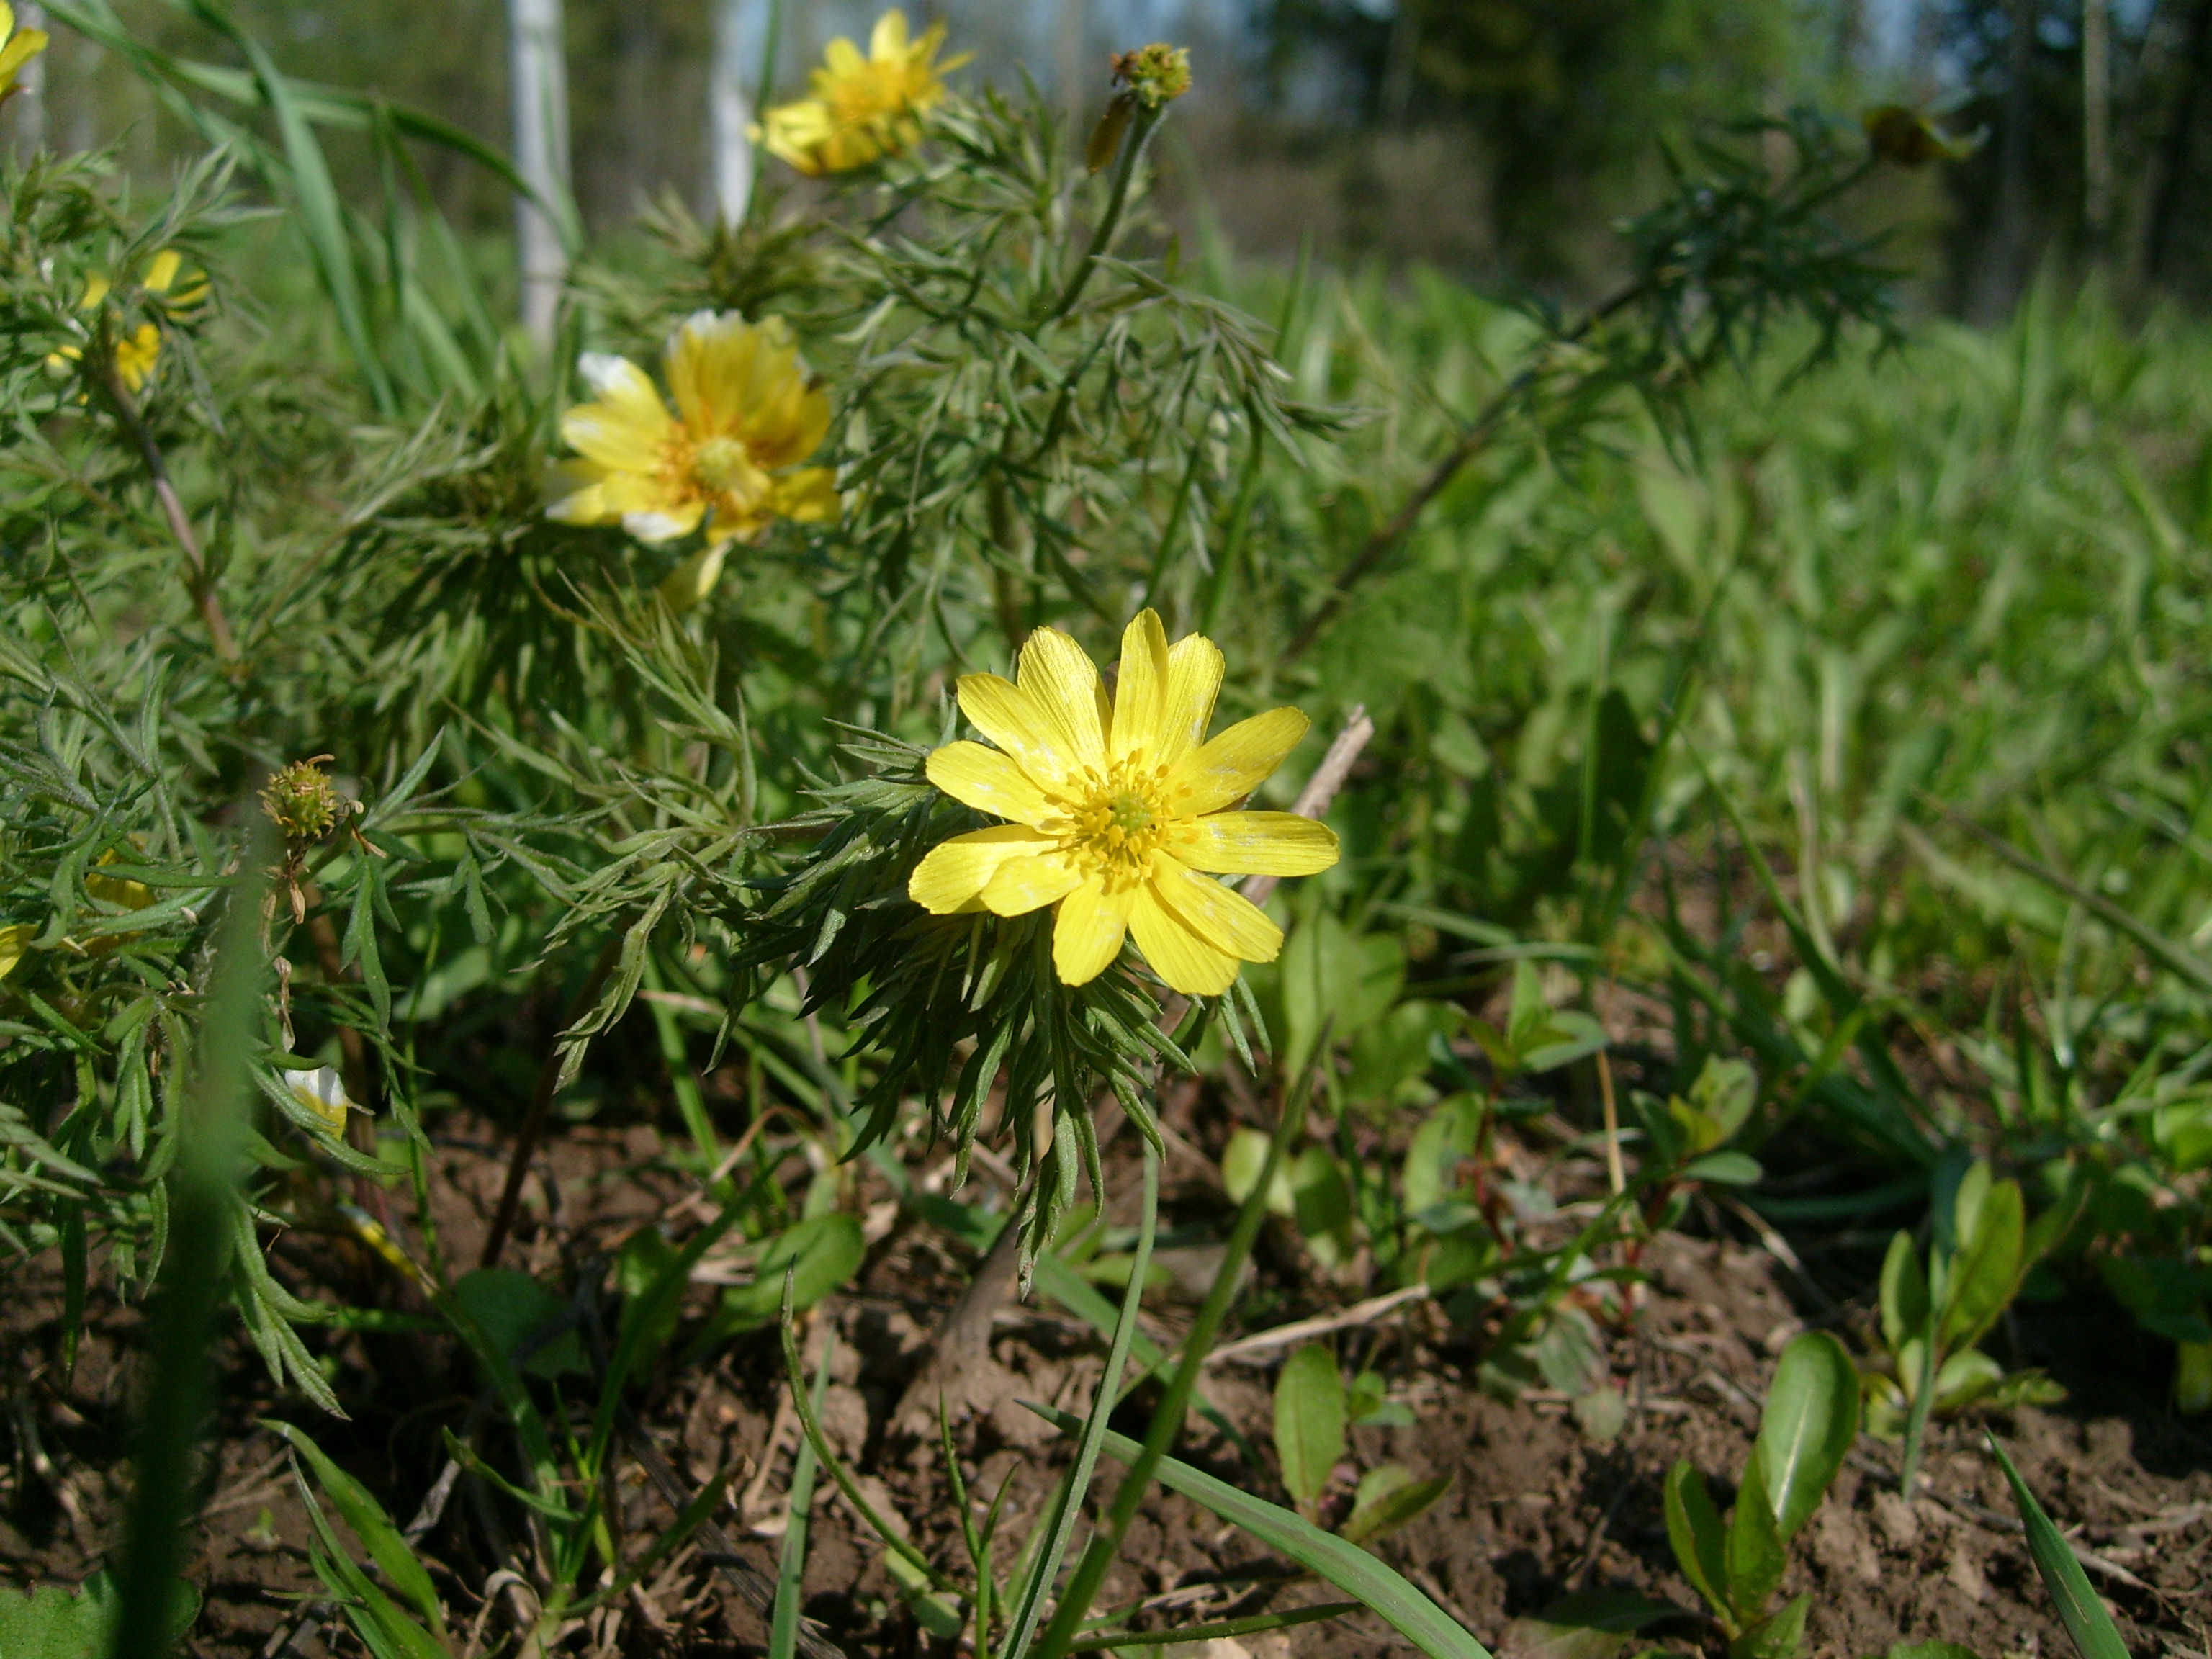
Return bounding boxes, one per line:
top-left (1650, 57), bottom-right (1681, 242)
top-left (1056, 763), bottom-right (1174, 885)
top-left (692, 434), bottom-right (760, 495)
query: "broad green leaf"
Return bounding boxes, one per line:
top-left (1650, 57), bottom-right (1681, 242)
top-left (1498, 1589), bottom-right (1682, 1659)
top-left (1663, 1461), bottom-right (1729, 1624)
top-left (1723, 1449), bottom-right (1784, 1627)
top-left (1222, 1126), bottom-right (1292, 1215)
top-left (0, 1570), bottom-right (196, 1659)
top-left (1987, 1437), bottom-right (2129, 1659)
top-left (1681, 1151), bottom-right (1763, 1187)
top-left (449, 1269), bottom-right (586, 1380)
top-left (1726, 1593), bottom-right (1809, 1659)
top-left (1341, 1470), bottom-right (1452, 1545)
top-left (1941, 1177), bottom-right (2023, 1352)
top-left (1879, 1231), bottom-right (1926, 1354)
top-left (267, 1421), bottom-right (446, 1637)
top-left (1755, 1331), bottom-right (1859, 1544)
top-left (719, 1213), bottom-right (865, 1331)
top-left (1274, 1344), bottom-right (1347, 1510)
top-left (1032, 1406), bottom-right (1493, 1659)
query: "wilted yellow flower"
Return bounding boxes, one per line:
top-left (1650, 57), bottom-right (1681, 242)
top-left (1863, 105), bottom-right (1980, 168)
top-left (283, 1066), bottom-right (356, 1138)
top-left (0, 922), bottom-right (32, 983)
top-left (549, 311), bottom-right (841, 609)
top-left (908, 611), bottom-right (1339, 996)
top-left (0, 4), bottom-right (49, 104)
top-left (757, 10), bottom-right (964, 176)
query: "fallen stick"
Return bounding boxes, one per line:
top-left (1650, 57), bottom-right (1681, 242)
top-left (1202, 1284), bottom-right (1431, 1367)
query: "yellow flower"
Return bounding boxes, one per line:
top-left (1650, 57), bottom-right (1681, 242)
top-left (908, 611), bottom-right (1340, 997)
top-left (549, 310), bottom-right (841, 608)
top-left (283, 1066), bottom-right (356, 1138)
top-left (45, 251), bottom-right (205, 393)
top-left (0, 4), bottom-right (49, 104)
top-left (0, 922), bottom-right (32, 983)
top-left (757, 9), bottom-right (964, 176)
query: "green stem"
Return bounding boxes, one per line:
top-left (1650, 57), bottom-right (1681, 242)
top-left (769, 1324), bottom-right (834, 1659)
top-left (1030, 1058), bottom-right (1319, 1659)
top-left (1045, 100), bottom-right (1164, 326)
top-left (1001, 1143), bottom-right (1159, 1659)
top-left (1897, 1309), bottom-right (1940, 1496)
top-left (111, 835), bottom-right (271, 1659)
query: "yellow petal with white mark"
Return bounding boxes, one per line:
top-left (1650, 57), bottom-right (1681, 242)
top-left (956, 673), bottom-right (1078, 793)
top-left (1111, 607), bottom-right (1172, 763)
top-left (909, 825), bottom-right (1056, 914)
top-left (1148, 853), bottom-right (1283, 963)
top-left (1170, 811), bottom-right (1339, 877)
top-left (1166, 706), bottom-right (1308, 817)
top-left (979, 855), bottom-right (1084, 917)
top-left (927, 742), bottom-right (1056, 827)
top-left (1017, 626), bottom-right (1109, 771)
top-left (1127, 881), bottom-right (1240, 996)
top-left (1156, 631), bottom-right (1224, 767)
top-left (1053, 876), bottom-right (1133, 985)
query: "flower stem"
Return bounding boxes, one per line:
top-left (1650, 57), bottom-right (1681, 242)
top-left (94, 349), bottom-right (241, 666)
top-left (1044, 99), bottom-right (1164, 326)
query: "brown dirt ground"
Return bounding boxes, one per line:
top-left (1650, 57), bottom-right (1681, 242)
top-left (2, 1097), bottom-right (2208, 1659)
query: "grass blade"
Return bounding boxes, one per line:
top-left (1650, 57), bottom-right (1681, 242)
top-left (1029, 1405), bottom-right (1492, 1659)
top-left (1984, 1434), bottom-right (2130, 1659)
top-left (770, 1326), bottom-right (834, 1659)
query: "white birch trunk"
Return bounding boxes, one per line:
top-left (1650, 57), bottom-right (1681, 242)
top-left (12, 4), bottom-right (45, 156)
top-left (710, 0), bottom-right (755, 227)
top-left (508, 0), bottom-right (571, 346)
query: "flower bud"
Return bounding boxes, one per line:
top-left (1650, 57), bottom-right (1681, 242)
top-left (1111, 43), bottom-right (1191, 109)
top-left (261, 757), bottom-right (349, 843)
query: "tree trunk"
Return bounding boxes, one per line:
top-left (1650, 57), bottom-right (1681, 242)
top-left (2085, 0), bottom-right (2113, 247)
top-left (710, 0), bottom-right (755, 227)
top-left (1972, 0), bottom-right (2040, 323)
top-left (9, 4), bottom-right (45, 156)
top-left (508, 0), bottom-right (572, 346)
top-left (2147, 0), bottom-right (2212, 279)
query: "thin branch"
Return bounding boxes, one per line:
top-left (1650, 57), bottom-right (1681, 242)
top-left (93, 348), bottom-right (241, 665)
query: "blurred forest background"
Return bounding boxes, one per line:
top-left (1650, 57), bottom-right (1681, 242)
top-left (6, 0), bottom-right (2204, 318)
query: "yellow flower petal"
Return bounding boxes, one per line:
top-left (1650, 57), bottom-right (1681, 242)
top-left (979, 854), bottom-right (1084, 917)
top-left (927, 741), bottom-right (1056, 827)
top-left (1053, 876), bottom-right (1133, 985)
top-left (78, 271), bottom-right (111, 310)
top-left (909, 824), bottom-right (1056, 913)
top-left (623, 500), bottom-right (706, 543)
top-left (872, 9), bottom-right (910, 58)
top-left (1157, 631), bottom-right (1224, 767)
top-left (0, 6), bottom-right (15, 42)
top-left (145, 249), bottom-right (181, 293)
top-left (1169, 811), bottom-right (1339, 877)
top-left (658, 541), bottom-right (729, 612)
top-left (0, 922), bottom-right (33, 983)
top-left (1017, 626), bottom-right (1109, 771)
top-left (1148, 853), bottom-right (1283, 963)
top-left (1167, 706), bottom-right (1309, 817)
top-left (772, 467), bottom-right (842, 523)
top-left (1110, 607), bottom-right (1172, 763)
top-left (1127, 881), bottom-right (1240, 996)
top-left (0, 23), bottom-right (45, 93)
top-left (956, 673), bottom-right (1079, 792)
top-left (547, 480), bottom-right (612, 525)
top-left (563, 354), bottom-right (674, 472)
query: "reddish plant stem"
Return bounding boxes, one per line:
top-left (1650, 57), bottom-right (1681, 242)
top-left (94, 354), bottom-right (241, 666)
top-left (479, 932), bottom-right (626, 1269)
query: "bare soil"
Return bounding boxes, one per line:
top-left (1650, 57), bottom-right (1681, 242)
top-left (2, 1101), bottom-right (2207, 1659)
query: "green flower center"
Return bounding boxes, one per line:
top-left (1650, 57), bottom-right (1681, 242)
top-left (1107, 792), bottom-right (1155, 835)
top-left (692, 434), bottom-right (761, 495)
